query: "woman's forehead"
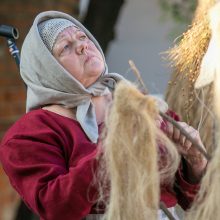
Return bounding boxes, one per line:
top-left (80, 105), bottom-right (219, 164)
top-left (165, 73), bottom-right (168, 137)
top-left (56, 26), bottom-right (84, 41)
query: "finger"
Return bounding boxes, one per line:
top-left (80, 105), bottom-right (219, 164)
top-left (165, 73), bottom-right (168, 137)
top-left (184, 139), bottom-right (192, 151)
top-left (155, 115), bottom-right (163, 128)
top-left (186, 127), bottom-right (198, 147)
top-left (183, 127), bottom-right (196, 151)
top-left (175, 121), bottom-right (187, 143)
top-left (166, 122), bottom-right (173, 138)
top-left (173, 126), bottom-right (180, 141)
top-left (180, 133), bottom-right (186, 146)
top-left (178, 137), bottom-right (192, 155)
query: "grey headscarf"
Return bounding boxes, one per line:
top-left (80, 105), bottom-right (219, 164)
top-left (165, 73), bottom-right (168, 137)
top-left (20, 11), bottom-right (124, 143)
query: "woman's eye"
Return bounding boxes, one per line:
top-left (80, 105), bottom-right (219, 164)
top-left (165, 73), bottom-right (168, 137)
top-left (80, 35), bottom-right (87, 40)
top-left (60, 44), bottom-right (70, 54)
top-left (59, 44), bottom-right (70, 56)
top-left (63, 44), bottom-right (69, 50)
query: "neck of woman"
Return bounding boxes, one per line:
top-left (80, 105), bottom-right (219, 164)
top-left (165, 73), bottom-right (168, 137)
top-left (41, 93), bottom-right (112, 125)
top-left (91, 93), bottom-right (112, 125)
top-left (42, 104), bottom-right (76, 119)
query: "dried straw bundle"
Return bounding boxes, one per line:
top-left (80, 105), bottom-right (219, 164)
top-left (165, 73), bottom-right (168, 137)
top-left (99, 81), bottom-right (179, 220)
top-left (186, 2), bottom-right (220, 219)
top-left (165, 0), bottom-right (216, 154)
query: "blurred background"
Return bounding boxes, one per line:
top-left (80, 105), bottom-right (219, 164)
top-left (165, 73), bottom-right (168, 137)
top-left (0, 0), bottom-right (195, 219)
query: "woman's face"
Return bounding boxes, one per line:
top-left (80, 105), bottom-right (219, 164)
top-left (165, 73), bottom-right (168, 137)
top-left (52, 26), bottom-right (105, 88)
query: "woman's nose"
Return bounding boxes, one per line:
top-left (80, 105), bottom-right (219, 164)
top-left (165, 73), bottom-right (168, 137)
top-left (76, 41), bottom-right (88, 55)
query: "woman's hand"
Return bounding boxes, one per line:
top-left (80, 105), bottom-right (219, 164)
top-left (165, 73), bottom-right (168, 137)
top-left (166, 121), bottom-right (208, 183)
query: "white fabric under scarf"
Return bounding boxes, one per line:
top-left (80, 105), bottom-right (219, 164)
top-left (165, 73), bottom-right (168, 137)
top-left (20, 11), bottom-right (124, 143)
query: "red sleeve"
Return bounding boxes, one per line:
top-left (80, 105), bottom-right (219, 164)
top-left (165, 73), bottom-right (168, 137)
top-left (0, 112), bottom-right (99, 220)
top-left (0, 137), bottom-right (98, 220)
top-left (175, 164), bottom-right (200, 210)
top-left (166, 109), bottom-right (180, 121)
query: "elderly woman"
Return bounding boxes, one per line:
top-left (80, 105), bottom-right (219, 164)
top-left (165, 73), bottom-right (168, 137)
top-left (0, 11), bottom-right (207, 220)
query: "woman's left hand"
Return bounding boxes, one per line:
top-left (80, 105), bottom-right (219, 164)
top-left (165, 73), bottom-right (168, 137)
top-left (166, 121), bottom-right (208, 183)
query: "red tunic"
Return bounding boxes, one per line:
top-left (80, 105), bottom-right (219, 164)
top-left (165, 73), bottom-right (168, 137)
top-left (0, 109), bottom-right (199, 220)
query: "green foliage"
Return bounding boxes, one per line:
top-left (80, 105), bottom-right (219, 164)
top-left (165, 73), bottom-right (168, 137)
top-left (159, 0), bottom-right (197, 24)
